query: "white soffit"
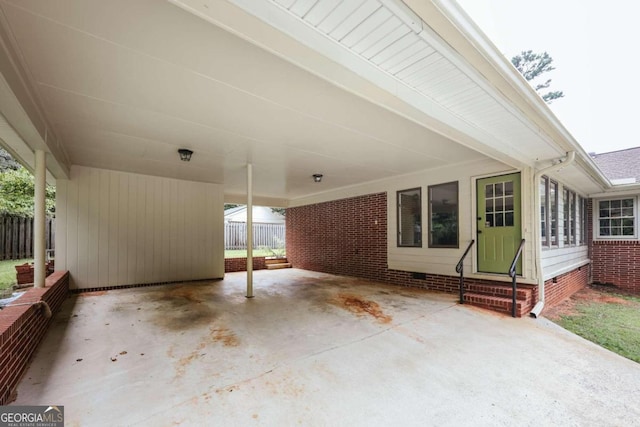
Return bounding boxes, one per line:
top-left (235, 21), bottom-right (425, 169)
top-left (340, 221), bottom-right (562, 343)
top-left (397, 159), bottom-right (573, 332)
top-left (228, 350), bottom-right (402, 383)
top-left (202, 0), bottom-right (564, 166)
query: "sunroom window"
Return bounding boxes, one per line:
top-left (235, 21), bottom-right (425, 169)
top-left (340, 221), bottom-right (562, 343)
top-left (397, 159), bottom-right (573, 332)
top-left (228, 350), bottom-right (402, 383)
top-left (428, 182), bottom-right (458, 248)
top-left (397, 188), bottom-right (422, 247)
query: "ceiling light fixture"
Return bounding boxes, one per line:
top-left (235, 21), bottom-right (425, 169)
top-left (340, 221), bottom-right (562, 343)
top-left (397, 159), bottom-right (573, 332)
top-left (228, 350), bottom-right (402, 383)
top-left (312, 173), bottom-right (323, 183)
top-left (178, 148), bottom-right (193, 162)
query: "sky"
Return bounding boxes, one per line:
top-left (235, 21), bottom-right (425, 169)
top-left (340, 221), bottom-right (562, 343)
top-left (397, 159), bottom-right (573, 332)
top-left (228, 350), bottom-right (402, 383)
top-left (456, 0), bottom-right (640, 154)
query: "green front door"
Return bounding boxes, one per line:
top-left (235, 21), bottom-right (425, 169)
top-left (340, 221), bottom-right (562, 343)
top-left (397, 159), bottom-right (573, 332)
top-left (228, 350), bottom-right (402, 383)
top-left (477, 173), bottom-right (522, 274)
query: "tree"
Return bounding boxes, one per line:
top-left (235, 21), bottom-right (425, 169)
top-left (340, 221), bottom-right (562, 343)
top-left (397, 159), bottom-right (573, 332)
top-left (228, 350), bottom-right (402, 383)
top-left (0, 148), bottom-right (20, 171)
top-left (0, 163), bottom-right (56, 217)
top-left (511, 50), bottom-right (564, 104)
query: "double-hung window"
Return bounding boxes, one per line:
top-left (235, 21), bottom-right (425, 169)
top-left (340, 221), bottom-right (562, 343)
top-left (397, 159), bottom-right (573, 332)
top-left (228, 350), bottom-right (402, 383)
top-left (597, 198), bottom-right (635, 237)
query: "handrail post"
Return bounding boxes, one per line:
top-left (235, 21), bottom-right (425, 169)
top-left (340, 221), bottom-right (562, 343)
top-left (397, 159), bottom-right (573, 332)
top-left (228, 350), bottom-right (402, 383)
top-left (511, 271), bottom-right (517, 318)
top-left (508, 239), bottom-right (526, 318)
top-left (455, 240), bottom-right (475, 305)
top-left (459, 264), bottom-right (464, 304)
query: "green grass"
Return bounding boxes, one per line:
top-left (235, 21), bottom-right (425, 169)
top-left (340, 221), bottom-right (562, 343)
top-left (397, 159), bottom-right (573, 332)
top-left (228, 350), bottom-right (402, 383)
top-left (556, 294), bottom-right (640, 363)
top-left (0, 258), bottom-right (32, 293)
top-left (224, 249), bottom-right (283, 259)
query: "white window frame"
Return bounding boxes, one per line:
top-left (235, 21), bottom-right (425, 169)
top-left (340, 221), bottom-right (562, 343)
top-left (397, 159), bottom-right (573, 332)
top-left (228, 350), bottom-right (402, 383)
top-left (540, 176), bottom-right (559, 248)
top-left (594, 197), bottom-right (637, 240)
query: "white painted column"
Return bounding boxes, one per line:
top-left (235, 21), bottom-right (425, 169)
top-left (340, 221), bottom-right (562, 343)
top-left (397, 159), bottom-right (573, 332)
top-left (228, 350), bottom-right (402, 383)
top-left (246, 163), bottom-right (254, 298)
top-left (33, 150), bottom-right (46, 288)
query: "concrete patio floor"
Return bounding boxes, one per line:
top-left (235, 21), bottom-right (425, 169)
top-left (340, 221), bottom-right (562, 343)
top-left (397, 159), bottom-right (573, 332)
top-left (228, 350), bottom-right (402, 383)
top-left (14, 269), bottom-right (640, 426)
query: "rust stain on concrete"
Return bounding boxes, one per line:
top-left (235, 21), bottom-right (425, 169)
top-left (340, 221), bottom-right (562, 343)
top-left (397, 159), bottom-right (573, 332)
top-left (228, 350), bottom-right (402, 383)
top-left (331, 293), bottom-right (392, 324)
top-left (169, 323), bottom-right (239, 379)
top-left (77, 290), bottom-right (108, 297)
top-left (147, 284), bottom-right (218, 331)
top-left (210, 326), bottom-right (239, 347)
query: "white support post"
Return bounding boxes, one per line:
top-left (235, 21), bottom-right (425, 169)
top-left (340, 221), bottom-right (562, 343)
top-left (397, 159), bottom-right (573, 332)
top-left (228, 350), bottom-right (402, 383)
top-left (33, 150), bottom-right (46, 288)
top-left (246, 163), bottom-right (254, 298)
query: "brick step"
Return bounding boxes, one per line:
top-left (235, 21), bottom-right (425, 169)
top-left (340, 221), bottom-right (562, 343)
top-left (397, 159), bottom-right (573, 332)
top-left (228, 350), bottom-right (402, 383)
top-left (464, 292), bottom-right (528, 317)
top-left (265, 258), bottom-right (288, 265)
top-left (465, 283), bottom-right (534, 302)
top-left (266, 263), bottom-right (292, 270)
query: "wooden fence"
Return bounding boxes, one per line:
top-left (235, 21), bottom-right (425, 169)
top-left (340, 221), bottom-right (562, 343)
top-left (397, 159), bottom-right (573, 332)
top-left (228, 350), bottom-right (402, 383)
top-left (0, 215), bottom-right (55, 260)
top-left (225, 222), bottom-right (285, 250)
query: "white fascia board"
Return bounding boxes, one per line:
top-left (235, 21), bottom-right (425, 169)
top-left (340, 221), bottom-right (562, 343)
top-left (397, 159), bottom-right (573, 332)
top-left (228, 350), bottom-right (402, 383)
top-left (589, 186), bottom-right (640, 199)
top-left (169, 0), bottom-right (531, 169)
top-left (424, 0), bottom-right (611, 190)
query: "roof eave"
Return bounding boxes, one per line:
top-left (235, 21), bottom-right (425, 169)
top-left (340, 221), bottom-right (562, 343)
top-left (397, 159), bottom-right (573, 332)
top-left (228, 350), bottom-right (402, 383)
top-left (405, 0), bottom-right (611, 190)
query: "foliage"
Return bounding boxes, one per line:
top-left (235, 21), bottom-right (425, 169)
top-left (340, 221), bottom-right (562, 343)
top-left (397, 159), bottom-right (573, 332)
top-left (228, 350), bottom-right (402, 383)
top-left (0, 167), bottom-right (56, 217)
top-left (0, 148), bottom-right (20, 172)
top-left (556, 294), bottom-right (640, 363)
top-left (271, 207), bottom-right (286, 216)
top-left (260, 236), bottom-right (286, 258)
top-left (511, 50), bottom-right (564, 103)
top-left (224, 204), bottom-right (241, 210)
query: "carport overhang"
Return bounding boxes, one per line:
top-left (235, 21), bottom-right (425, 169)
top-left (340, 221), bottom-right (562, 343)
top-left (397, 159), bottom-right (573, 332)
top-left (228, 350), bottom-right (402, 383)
top-left (0, 0), bottom-right (613, 202)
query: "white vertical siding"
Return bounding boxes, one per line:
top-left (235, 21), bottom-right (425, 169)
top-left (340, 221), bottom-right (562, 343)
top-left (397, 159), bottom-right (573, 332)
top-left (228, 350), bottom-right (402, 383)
top-left (56, 166), bottom-right (224, 290)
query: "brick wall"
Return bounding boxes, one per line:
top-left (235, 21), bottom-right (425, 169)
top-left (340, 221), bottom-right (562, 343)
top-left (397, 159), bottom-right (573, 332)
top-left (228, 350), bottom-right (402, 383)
top-left (591, 241), bottom-right (640, 294)
top-left (224, 257), bottom-right (267, 273)
top-left (287, 193), bottom-right (388, 281)
top-left (0, 271), bottom-right (70, 405)
top-left (542, 265), bottom-right (589, 310)
top-left (286, 193), bottom-right (534, 297)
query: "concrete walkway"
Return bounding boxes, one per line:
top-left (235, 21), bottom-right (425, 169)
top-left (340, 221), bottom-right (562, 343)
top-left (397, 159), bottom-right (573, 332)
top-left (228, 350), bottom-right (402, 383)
top-left (14, 269), bottom-right (640, 426)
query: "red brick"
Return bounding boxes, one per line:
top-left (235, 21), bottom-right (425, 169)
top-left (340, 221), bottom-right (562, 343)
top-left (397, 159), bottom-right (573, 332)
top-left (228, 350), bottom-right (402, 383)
top-left (0, 271), bottom-right (69, 405)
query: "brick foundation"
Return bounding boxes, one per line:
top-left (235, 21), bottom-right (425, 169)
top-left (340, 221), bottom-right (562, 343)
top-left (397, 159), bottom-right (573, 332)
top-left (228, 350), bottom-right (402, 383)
top-left (286, 193), bottom-right (534, 307)
top-left (591, 241), bottom-right (640, 294)
top-left (0, 271), bottom-right (70, 405)
top-left (542, 265), bottom-right (590, 310)
top-left (224, 257), bottom-right (267, 273)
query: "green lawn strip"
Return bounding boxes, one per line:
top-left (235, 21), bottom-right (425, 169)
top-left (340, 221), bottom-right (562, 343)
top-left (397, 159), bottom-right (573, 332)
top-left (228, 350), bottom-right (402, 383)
top-left (557, 295), bottom-right (640, 363)
top-left (0, 258), bottom-right (33, 295)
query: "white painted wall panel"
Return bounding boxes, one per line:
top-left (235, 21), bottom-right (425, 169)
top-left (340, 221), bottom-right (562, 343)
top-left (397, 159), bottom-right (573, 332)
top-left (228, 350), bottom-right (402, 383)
top-left (541, 246), bottom-right (589, 280)
top-left (290, 158), bottom-right (533, 282)
top-left (56, 166), bottom-right (224, 289)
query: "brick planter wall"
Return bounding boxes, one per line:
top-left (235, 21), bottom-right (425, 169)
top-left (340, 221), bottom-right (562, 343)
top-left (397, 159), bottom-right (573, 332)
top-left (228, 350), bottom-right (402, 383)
top-left (543, 265), bottom-right (590, 310)
top-left (286, 193), bottom-right (535, 308)
top-left (591, 241), bottom-right (640, 294)
top-left (15, 261), bottom-right (55, 285)
top-left (224, 257), bottom-right (267, 273)
top-left (0, 271), bottom-right (70, 405)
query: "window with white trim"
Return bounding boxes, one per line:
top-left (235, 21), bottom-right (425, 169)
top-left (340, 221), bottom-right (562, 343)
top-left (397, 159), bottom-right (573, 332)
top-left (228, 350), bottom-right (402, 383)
top-left (563, 188), bottom-right (576, 245)
top-left (597, 198), bottom-right (635, 237)
top-left (579, 197), bottom-right (587, 245)
top-left (540, 176), bottom-right (559, 247)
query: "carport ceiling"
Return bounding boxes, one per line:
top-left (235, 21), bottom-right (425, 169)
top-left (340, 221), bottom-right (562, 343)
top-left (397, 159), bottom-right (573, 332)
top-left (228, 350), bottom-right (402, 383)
top-left (0, 0), bottom-right (488, 201)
